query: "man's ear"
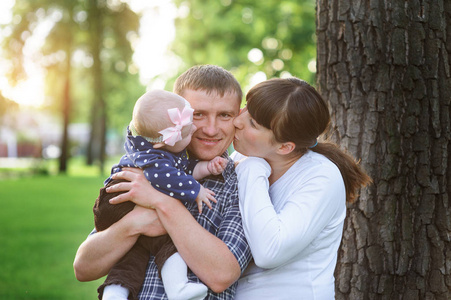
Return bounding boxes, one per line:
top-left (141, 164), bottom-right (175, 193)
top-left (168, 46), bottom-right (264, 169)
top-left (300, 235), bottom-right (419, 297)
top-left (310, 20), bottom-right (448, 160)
top-left (152, 142), bottom-right (166, 149)
top-left (277, 142), bottom-right (295, 155)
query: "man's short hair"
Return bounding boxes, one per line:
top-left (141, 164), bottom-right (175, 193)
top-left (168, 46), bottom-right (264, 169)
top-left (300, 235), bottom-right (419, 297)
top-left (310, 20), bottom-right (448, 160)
top-left (174, 65), bottom-right (242, 104)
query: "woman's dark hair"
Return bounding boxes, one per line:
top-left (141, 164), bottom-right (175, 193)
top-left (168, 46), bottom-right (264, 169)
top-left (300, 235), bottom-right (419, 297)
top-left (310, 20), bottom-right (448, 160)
top-left (246, 77), bottom-right (371, 203)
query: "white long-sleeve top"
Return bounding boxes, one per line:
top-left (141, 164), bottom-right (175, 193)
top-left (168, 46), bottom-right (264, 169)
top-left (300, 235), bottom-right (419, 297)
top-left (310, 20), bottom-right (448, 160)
top-left (233, 151), bottom-right (346, 300)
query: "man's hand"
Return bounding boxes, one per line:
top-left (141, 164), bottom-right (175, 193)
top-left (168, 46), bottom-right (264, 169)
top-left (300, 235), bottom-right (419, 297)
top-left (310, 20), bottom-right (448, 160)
top-left (107, 167), bottom-right (158, 209)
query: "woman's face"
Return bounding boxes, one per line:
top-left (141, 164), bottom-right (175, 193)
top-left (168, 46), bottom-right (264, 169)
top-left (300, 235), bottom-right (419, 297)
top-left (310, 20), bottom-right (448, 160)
top-left (233, 107), bottom-right (279, 159)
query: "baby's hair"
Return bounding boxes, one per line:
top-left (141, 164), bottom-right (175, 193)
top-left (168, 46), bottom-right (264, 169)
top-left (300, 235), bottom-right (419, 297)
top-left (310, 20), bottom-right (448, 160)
top-left (132, 90), bottom-right (186, 139)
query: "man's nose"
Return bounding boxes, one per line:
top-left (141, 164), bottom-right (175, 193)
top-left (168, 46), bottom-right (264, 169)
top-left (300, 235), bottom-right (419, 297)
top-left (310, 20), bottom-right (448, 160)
top-left (202, 117), bottom-right (219, 136)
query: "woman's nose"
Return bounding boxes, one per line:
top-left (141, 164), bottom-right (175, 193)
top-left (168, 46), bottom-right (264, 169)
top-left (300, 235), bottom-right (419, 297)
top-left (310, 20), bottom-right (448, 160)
top-left (233, 113), bottom-right (243, 129)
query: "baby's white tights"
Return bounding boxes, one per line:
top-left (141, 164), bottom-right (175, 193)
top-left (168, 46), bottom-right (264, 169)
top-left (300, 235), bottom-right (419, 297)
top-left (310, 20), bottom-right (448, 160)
top-left (161, 252), bottom-right (208, 300)
top-left (102, 283), bottom-right (129, 300)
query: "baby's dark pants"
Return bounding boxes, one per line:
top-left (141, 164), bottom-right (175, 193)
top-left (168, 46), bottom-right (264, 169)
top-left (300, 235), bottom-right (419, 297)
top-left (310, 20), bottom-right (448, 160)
top-left (93, 179), bottom-right (177, 300)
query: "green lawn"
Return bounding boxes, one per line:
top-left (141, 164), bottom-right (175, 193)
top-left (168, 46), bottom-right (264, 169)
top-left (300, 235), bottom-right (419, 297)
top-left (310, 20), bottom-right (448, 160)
top-left (0, 162), bottom-right (109, 299)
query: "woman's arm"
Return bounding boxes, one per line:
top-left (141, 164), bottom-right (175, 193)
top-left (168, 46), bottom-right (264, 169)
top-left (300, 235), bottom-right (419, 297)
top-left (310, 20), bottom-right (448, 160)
top-left (235, 157), bottom-right (345, 269)
top-left (73, 205), bottom-right (164, 281)
top-left (108, 168), bottom-right (242, 293)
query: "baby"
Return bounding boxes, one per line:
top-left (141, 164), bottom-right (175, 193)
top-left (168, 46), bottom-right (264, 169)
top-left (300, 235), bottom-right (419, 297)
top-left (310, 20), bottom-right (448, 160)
top-left (94, 90), bottom-right (227, 300)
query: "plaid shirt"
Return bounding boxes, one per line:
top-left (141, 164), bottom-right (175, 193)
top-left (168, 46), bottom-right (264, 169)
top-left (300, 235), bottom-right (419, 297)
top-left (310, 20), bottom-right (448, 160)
top-left (137, 152), bottom-right (251, 299)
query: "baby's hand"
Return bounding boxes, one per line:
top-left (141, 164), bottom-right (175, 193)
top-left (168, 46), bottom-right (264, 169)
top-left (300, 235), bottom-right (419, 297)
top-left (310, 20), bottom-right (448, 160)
top-left (195, 186), bottom-right (217, 214)
top-left (207, 157), bottom-right (228, 175)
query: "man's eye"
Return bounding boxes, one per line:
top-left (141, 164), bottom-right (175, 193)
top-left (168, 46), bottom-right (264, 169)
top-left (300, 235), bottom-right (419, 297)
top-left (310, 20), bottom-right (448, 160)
top-left (193, 113), bottom-right (203, 118)
top-left (220, 113), bottom-right (232, 119)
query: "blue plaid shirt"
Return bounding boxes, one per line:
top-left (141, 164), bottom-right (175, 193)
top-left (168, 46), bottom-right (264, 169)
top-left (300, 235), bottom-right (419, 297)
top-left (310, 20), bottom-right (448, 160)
top-left (91, 151), bottom-right (252, 299)
top-left (137, 152), bottom-right (252, 299)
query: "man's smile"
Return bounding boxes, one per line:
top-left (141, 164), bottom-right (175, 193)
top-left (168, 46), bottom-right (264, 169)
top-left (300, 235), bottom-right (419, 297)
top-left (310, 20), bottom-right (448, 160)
top-left (196, 137), bottom-right (222, 144)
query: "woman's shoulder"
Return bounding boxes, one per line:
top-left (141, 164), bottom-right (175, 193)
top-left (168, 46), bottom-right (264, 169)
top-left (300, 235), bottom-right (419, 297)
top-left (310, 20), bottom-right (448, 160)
top-left (280, 151), bottom-right (345, 198)
top-left (296, 151), bottom-right (342, 179)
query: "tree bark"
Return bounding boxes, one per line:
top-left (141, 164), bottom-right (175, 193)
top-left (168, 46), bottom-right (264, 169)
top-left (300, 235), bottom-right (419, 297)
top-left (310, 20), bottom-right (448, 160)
top-left (316, 0), bottom-right (451, 299)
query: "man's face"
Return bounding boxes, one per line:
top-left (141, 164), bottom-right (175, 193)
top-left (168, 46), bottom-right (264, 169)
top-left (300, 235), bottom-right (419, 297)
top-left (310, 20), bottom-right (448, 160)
top-left (181, 89), bottom-right (240, 161)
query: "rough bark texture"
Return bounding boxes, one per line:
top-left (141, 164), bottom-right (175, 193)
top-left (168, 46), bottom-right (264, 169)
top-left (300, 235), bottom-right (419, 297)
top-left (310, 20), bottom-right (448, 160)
top-left (316, 0), bottom-right (451, 299)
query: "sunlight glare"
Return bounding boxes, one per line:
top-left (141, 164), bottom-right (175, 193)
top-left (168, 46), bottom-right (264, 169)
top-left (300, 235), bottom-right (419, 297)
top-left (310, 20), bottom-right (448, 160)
top-left (308, 59), bottom-right (317, 73)
top-left (1, 74), bottom-right (45, 107)
top-left (248, 48), bottom-right (263, 64)
top-left (0, 0), bottom-right (179, 107)
top-left (0, 1), bottom-right (54, 108)
top-left (0, 0), bottom-right (14, 25)
top-left (128, 0), bottom-right (180, 86)
top-left (247, 71), bottom-right (267, 89)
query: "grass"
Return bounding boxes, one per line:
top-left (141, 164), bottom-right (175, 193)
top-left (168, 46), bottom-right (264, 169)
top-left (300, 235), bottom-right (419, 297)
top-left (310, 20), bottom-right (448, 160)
top-left (0, 158), bottom-right (115, 299)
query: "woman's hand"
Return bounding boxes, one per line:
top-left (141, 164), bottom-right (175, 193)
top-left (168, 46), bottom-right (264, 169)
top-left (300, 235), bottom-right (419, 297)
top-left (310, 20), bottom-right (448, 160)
top-left (106, 167), bottom-right (159, 209)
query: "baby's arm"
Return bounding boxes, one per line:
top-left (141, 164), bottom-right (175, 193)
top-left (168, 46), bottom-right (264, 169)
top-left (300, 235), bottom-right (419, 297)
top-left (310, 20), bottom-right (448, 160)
top-left (191, 157), bottom-right (227, 213)
top-left (192, 156), bottom-right (228, 180)
top-left (195, 186), bottom-right (217, 214)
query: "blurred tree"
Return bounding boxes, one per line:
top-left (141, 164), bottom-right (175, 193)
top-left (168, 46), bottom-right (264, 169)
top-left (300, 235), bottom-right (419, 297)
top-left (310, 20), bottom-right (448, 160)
top-left (316, 0), bottom-right (451, 298)
top-left (43, 2), bottom-right (76, 173)
top-left (2, 0), bottom-right (141, 173)
top-left (83, 0), bottom-right (141, 173)
top-left (170, 0), bottom-right (317, 94)
top-left (2, 0), bottom-right (80, 172)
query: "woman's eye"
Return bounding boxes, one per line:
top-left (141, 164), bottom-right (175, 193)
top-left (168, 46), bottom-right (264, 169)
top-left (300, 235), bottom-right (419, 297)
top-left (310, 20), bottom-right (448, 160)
top-left (249, 119), bottom-right (256, 128)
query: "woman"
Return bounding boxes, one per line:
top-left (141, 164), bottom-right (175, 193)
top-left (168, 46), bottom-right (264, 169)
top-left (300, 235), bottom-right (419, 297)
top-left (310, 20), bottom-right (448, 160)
top-left (232, 77), bottom-right (371, 299)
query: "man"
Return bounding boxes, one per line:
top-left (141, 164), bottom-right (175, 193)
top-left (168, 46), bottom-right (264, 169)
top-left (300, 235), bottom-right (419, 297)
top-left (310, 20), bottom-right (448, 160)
top-left (74, 65), bottom-right (252, 299)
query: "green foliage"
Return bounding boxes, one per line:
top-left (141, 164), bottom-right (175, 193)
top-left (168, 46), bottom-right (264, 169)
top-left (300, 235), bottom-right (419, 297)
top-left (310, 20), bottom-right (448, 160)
top-left (1, 0), bottom-right (141, 126)
top-left (106, 74), bottom-right (145, 132)
top-left (0, 173), bottom-right (105, 299)
top-left (170, 0), bottom-right (317, 91)
top-left (2, 0), bottom-right (142, 170)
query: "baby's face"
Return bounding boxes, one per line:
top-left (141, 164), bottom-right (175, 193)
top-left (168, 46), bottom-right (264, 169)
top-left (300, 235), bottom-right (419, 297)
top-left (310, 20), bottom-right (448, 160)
top-left (164, 123), bottom-right (197, 153)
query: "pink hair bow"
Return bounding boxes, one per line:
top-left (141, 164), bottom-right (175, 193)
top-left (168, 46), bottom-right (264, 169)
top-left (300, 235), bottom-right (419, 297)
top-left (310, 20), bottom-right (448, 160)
top-left (158, 106), bottom-right (194, 146)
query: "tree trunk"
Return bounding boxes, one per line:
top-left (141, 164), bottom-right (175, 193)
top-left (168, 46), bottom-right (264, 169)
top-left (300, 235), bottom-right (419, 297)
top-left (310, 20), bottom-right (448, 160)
top-left (316, 0), bottom-right (451, 299)
top-left (86, 0), bottom-right (106, 173)
top-left (58, 61), bottom-right (70, 173)
top-left (58, 11), bottom-right (73, 174)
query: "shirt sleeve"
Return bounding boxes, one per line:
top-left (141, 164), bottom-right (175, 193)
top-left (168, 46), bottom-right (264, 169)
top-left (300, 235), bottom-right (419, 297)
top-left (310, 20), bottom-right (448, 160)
top-left (235, 157), bottom-right (345, 269)
top-left (217, 189), bottom-right (252, 273)
top-left (200, 159), bottom-right (252, 274)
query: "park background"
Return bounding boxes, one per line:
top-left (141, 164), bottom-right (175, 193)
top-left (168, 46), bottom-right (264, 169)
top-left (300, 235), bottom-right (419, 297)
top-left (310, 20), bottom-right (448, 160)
top-left (0, 0), bottom-right (450, 299)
